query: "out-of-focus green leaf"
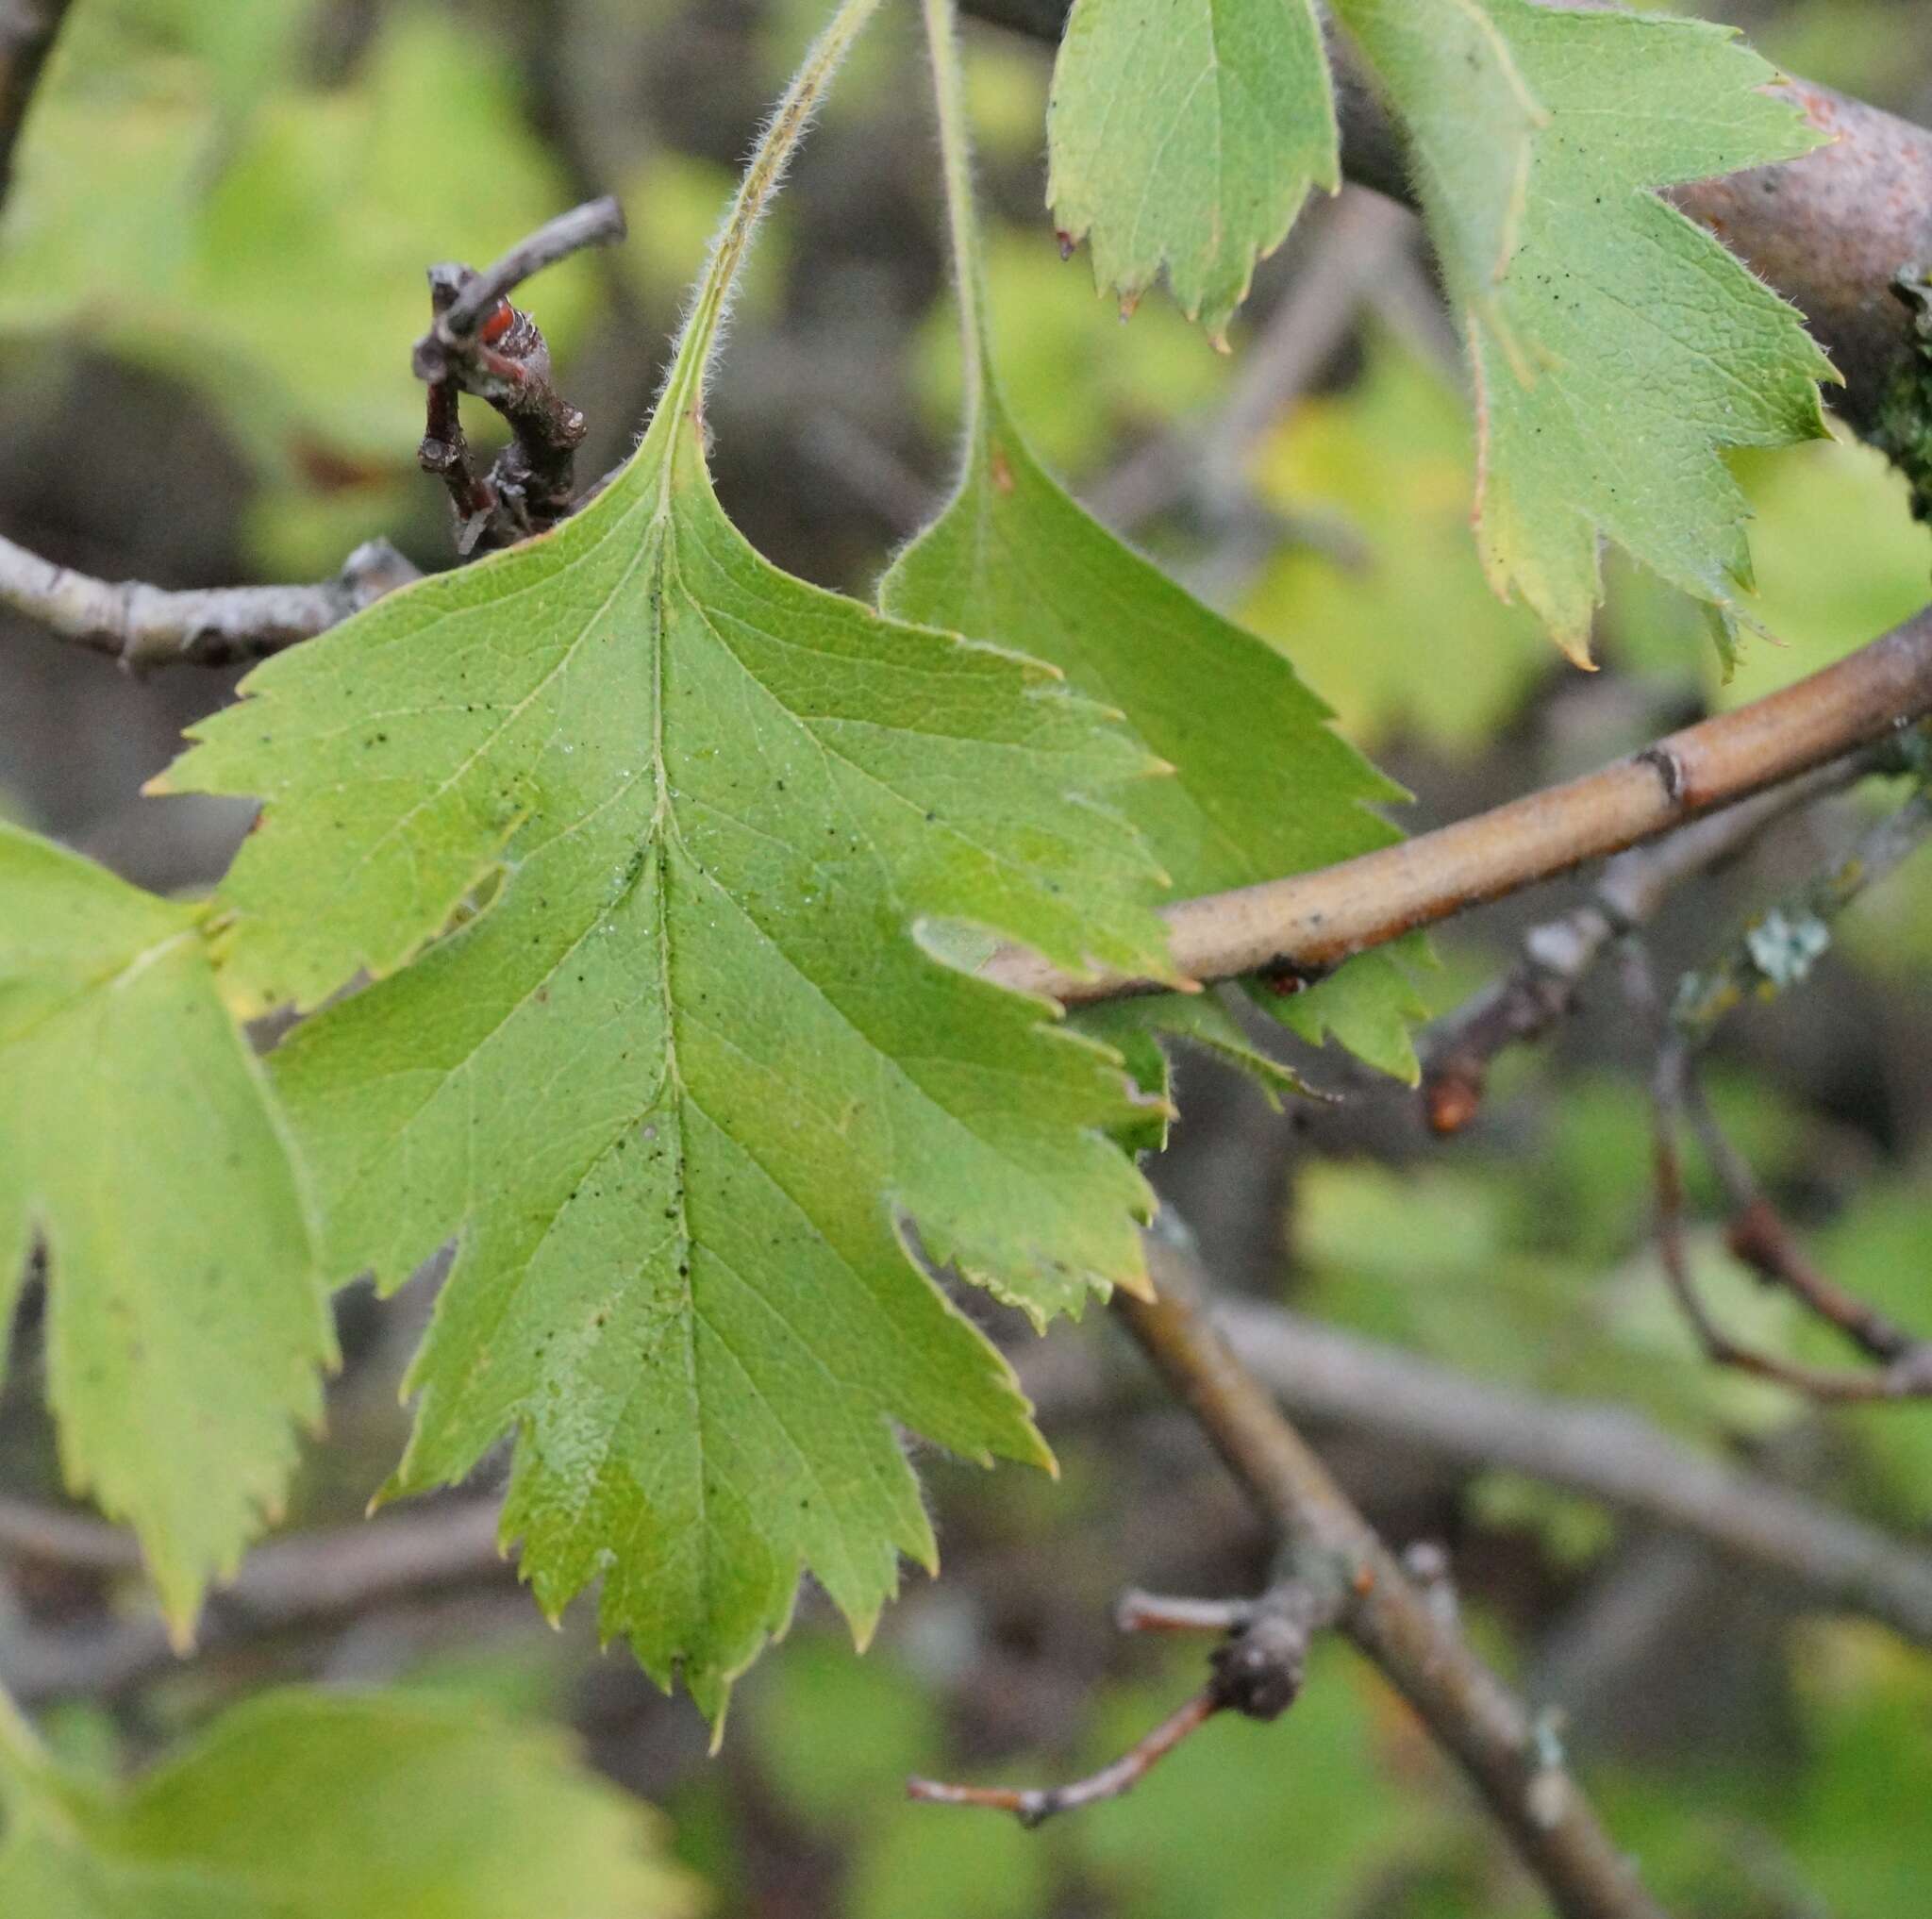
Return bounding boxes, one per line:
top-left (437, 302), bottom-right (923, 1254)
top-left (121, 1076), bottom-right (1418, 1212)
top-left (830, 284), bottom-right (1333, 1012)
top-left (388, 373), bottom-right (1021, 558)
top-left (748, 1634), bottom-right (941, 1830)
top-left (1241, 335), bottom-right (1551, 755)
top-left (618, 151), bottom-right (790, 321)
top-left (181, 13), bottom-right (591, 461)
top-left (961, 35), bottom-right (1052, 163)
top-left (0, 1690), bottom-right (700, 1919)
top-left (1745, 0), bottom-right (1932, 103)
top-left (849, 1797), bottom-right (1049, 1919)
top-left (1783, 1623), bottom-right (1932, 1912)
top-left (746, 1632), bottom-right (1049, 1919)
top-left (1291, 1158), bottom-right (1803, 1437)
top-left (1803, 1183), bottom-right (1932, 1522)
top-left (1046, 0), bottom-right (1338, 344)
top-left (1503, 1070), bottom-right (1807, 1269)
top-left (0, 825), bottom-right (331, 1634)
top-left (1468, 1471), bottom-right (1616, 1569)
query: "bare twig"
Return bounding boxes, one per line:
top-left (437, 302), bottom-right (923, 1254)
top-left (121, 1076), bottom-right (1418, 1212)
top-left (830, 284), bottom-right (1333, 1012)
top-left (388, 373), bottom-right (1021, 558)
top-left (909, 1689), bottom-right (1223, 1827)
top-left (0, 1496), bottom-right (142, 1572)
top-left (1116, 1222), bottom-right (1666, 1919)
top-left (3, 200), bottom-right (625, 662)
top-left (1681, 1074), bottom-right (1921, 1367)
top-left (0, 531), bottom-right (420, 672)
top-left (1673, 781), bottom-right (1932, 1040)
top-left (1652, 1087), bottom-right (1932, 1402)
top-left (410, 197), bottom-right (625, 554)
top-left (909, 1576), bottom-right (1332, 1827)
top-left (428, 196), bottom-right (627, 350)
top-left (1637, 944), bottom-right (1932, 1403)
top-left (1723, 1192), bottom-right (1921, 1362)
top-left (0, 1499), bottom-right (508, 1705)
top-left (0, 0), bottom-right (74, 209)
top-left (1421, 746), bottom-right (1890, 1133)
top-left (1114, 1590), bottom-right (1253, 1634)
top-left (985, 606), bottom-right (1932, 1008)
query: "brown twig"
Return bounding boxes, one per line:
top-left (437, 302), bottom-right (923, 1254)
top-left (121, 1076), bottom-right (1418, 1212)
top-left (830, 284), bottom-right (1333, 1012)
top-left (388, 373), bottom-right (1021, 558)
top-left (411, 196), bottom-right (625, 555)
top-left (908, 1577), bottom-right (1332, 1827)
top-left (1420, 747), bottom-right (1890, 1134)
top-left (1638, 956), bottom-right (1932, 1404)
top-left (1630, 904), bottom-right (1932, 1398)
top-left (432, 196), bottom-right (627, 347)
top-left (0, 531), bottom-right (420, 672)
top-left (1633, 775), bottom-right (1932, 1387)
top-left (1723, 1193), bottom-right (1921, 1362)
top-left (908, 1689), bottom-right (1223, 1827)
top-left (0, 0), bottom-right (73, 209)
top-left (1682, 1075), bottom-right (1921, 1366)
top-left (3, 200), bottom-right (625, 663)
top-left (1116, 1221), bottom-right (1667, 1919)
top-left (987, 606), bottom-right (1932, 1008)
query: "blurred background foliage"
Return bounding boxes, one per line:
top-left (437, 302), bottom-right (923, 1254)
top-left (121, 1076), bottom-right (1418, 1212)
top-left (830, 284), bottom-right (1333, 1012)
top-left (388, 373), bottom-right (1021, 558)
top-left (3, 0), bottom-right (1932, 1913)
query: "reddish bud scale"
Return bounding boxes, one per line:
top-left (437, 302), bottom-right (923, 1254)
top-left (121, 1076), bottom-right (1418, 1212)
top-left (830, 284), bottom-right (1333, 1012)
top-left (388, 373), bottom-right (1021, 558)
top-left (1423, 1074), bottom-right (1483, 1137)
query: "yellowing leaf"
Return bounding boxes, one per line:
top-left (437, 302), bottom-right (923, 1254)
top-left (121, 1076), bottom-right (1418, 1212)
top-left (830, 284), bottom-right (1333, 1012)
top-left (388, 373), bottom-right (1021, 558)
top-left (0, 826), bottom-right (332, 1632)
top-left (162, 1), bottom-right (1174, 1721)
top-left (0, 1689), bottom-right (700, 1919)
top-left (1333, 0), bottom-right (1835, 662)
top-left (1047, 0), bottom-right (1339, 343)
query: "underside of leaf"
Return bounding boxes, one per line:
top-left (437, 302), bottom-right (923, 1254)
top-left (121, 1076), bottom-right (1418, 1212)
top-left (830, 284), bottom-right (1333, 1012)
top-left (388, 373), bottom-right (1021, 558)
top-left (158, 1), bottom-right (1200, 1716)
top-left (1047, 0), bottom-right (1340, 344)
top-left (166, 376), bottom-right (1180, 1720)
top-left (1336, 0), bottom-right (1837, 664)
top-left (0, 1689), bottom-right (700, 1918)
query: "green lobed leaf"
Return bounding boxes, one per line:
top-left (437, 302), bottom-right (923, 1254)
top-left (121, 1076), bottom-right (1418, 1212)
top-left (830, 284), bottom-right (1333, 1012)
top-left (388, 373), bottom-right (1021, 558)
top-left (0, 826), bottom-right (332, 1633)
top-left (161, 0), bottom-right (1175, 1720)
top-left (0, 1689), bottom-right (700, 1918)
top-left (888, 16), bottom-right (1424, 1079)
top-left (1332, 0), bottom-right (1836, 663)
top-left (1047, 0), bottom-right (1339, 344)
